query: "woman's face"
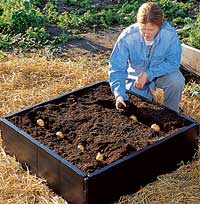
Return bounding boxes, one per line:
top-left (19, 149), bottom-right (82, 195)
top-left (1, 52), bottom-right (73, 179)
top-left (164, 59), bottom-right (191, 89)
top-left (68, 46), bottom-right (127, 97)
top-left (139, 23), bottom-right (159, 41)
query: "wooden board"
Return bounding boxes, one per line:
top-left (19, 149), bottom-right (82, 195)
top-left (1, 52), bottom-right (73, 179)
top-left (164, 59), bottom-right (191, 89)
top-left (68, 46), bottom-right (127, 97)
top-left (181, 43), bottom-right (200, 76)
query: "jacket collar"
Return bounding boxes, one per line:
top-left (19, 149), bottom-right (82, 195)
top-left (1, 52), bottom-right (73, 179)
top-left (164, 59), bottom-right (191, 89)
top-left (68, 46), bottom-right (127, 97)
top-left (139, 27), bottom-right (161, 44)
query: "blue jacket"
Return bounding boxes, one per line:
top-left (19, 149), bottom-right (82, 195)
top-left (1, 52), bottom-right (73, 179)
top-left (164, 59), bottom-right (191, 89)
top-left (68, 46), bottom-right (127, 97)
top-left (108, 21), bottom-right (182, 100)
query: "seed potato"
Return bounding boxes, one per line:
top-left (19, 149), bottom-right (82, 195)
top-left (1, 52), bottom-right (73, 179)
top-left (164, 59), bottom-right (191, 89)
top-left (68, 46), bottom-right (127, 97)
top-left (129, 115), bottom-right (138, 123)
top-left (77, 144), bottom-right (85, 151)
top-left (36, 119), bottom-right (45, 127)
top-left (56, 131), bottom-right (64, 138)
top-left (151, 123), bottom-right (160, 132)
top-left (96, 152), bottom-right (103, 161)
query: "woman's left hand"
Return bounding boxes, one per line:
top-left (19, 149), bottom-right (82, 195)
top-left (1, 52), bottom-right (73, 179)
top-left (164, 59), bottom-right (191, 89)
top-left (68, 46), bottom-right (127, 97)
top-left (134, 72), bottom-right (148, 89)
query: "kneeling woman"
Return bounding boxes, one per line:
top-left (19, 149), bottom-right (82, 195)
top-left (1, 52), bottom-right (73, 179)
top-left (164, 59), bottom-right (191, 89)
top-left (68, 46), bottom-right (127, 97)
top-left (108, 2), bottom-right (185, 113)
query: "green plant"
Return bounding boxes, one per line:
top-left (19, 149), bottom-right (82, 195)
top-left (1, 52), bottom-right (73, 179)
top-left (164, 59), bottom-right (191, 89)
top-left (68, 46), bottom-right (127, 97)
top-left (184, 81), bottom-right (200, 97)
top-left (57, 12), bottom-right (80, 30)
top-left (52, 32), bottom-right (79, 45)
top-left (0, 34), bottom-right (12, 50)
top-left (44, 2), bottom-right (59, 23)
top-left (0, 50), bottom-right (6, 60)
top-left (10, 2), bottom-right (47, 34)
top-left (158, 0), bottom-right (187, 22)
top-left (181, 15), bottom-right (200, 49)
top-left (25, 27), bottom-right (49, 45)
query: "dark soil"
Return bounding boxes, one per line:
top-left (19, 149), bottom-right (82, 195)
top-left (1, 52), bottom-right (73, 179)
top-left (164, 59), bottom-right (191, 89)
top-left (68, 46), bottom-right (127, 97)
top-left (9, 83), bottom-right (191, 174)
top-left (182, 68), bottom-right (200, 84)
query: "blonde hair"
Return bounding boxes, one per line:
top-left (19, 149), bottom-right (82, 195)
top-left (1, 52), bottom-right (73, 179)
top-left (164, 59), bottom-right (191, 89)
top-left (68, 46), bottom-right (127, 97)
top-left (137, 2), bottom-right (164, 27)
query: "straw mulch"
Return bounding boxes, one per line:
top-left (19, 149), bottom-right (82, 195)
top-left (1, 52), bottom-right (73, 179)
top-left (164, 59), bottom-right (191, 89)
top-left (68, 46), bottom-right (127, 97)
top-left (0, 139), bottom-right (68, 204)
top-left (0, 53), bottom-right (199, 204)
top-left (117, 152), bottom-right (200, 204)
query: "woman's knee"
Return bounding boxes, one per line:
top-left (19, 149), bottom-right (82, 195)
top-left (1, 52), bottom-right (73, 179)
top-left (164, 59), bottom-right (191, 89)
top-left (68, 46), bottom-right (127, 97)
top-left (169, 71), bottom-right (185, 90)
top-left (156, 71), bottom-right (185, 90)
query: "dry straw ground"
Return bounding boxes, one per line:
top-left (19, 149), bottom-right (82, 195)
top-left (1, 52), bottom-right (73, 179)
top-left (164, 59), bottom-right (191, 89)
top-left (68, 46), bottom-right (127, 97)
top-left (0, 40), bottom-right (200, 203)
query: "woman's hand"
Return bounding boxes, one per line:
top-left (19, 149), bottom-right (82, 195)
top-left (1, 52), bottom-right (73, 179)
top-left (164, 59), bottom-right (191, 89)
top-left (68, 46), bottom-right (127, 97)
top-left (134, 72), bottom-right (148, 89)
top-left (116, 96), bottom-right (126, 111)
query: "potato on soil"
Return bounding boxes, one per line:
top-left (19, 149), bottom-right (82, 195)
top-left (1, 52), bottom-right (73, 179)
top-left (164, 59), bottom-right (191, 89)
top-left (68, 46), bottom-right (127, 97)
top-left (151, 124), bottom-right (160, 132)
top-left (129, 115), bottom-right (138, 123)
top-left (36, 119), bottom-right (45, 127)
top-left (77, 144), bottom-right (85, 151)
top-left (96, 152), bottom-right (103, 161)
top-left (56, 131), bottom-right (64, 138)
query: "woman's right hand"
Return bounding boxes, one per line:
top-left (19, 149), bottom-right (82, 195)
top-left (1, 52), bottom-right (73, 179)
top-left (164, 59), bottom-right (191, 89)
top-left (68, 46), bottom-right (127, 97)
top-left (134, 72), bottom-right (148, 89)
top-left (116, 96), bottom-right (126, 111)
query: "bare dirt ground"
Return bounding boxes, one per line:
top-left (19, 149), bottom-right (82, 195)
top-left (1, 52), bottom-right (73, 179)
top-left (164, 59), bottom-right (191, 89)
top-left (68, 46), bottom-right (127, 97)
top-left (55, 27), bottom-right (121, 60)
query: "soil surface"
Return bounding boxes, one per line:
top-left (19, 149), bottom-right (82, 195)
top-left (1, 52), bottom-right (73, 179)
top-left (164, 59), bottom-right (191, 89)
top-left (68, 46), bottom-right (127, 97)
top-left (53, 27), bottom-right (121, 62)
top-left (9, 83), bottom-right (191, 174)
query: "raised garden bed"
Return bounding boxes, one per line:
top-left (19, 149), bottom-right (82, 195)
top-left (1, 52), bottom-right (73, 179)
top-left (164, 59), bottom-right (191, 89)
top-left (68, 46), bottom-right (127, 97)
top-left (0, 81), bottom-right (199, 204)
top-left (181, 44), bottom-right (200, 77)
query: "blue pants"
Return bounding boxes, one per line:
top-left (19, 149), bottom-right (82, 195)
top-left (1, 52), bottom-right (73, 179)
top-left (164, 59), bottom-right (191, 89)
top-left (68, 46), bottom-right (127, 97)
top-left (126, 71), bottom-right (185, 112)
top-left (155, 71), bottom-right (185, 112)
